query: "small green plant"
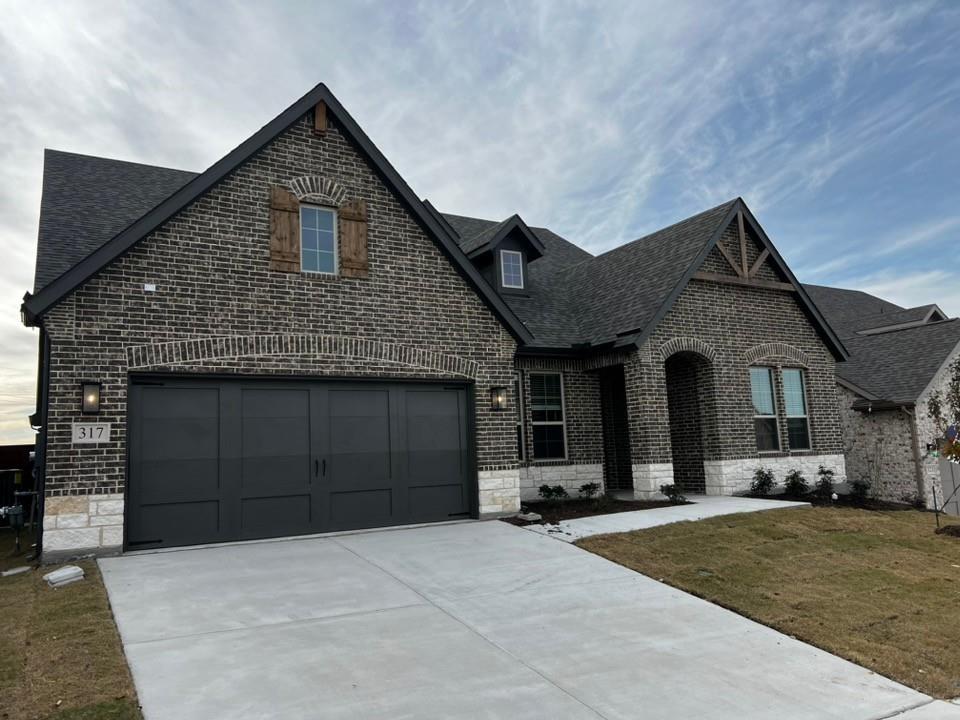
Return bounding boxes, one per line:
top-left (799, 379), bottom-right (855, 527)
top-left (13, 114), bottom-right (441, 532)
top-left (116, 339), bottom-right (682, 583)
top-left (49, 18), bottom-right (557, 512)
top-left (814, 465), bottom-right (835, 501)
top-left (660, 484), bottom-right (686, 503)
top-left (750, 467), bottom-right (776, 496)
top-left (784, 470), bottom-right (808, 498)
top-left (850, 478), bottom-right (871, 505)
top-left (578, 482), bottom-right (601, 500)
top-left (538, 484), bottom-right (569, 502)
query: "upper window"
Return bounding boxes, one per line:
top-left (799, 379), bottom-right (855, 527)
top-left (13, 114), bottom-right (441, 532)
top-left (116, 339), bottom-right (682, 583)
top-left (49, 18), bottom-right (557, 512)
top-left (301, 206), bottom-right (337, 274)
top-left (782, 368), bottom-right (811, 450)
top-left (750, 367), bottom-right (780, 452)
top-left (530, 372), bottom-right (565, 459)
top-left (500, 250), bottom-right (524, 289)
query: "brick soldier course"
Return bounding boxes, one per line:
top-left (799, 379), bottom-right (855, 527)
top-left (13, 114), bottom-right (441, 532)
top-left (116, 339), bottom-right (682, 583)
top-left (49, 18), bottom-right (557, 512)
top-left (25, 83), bottom-right (857, 559)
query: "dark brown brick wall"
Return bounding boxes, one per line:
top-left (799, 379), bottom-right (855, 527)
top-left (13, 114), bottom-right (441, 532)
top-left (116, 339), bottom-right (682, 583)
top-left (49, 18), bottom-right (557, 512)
top-left (40, 112), bottom-right (518, 498)
top-left (624, 239), bottom-right (843, 468)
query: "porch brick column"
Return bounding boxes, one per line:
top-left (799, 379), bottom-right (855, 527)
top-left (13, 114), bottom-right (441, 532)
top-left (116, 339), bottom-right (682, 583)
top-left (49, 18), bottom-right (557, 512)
top-left (623, 348), bottom-right (673, 498)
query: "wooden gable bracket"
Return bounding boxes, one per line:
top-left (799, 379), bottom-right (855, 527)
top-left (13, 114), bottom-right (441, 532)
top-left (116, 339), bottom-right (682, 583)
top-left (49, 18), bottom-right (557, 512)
top-left (737, 210), bottom-right (749, 276)
top-left (715, 239), bottom-right (745, 278)
top-left (313, 101), bottom-right (327, 135)
top-left (692, 270), bottom-right (795, 292)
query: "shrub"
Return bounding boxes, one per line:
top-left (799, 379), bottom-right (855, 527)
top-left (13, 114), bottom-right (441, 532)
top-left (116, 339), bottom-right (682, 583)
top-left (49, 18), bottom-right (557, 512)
top-left (850, 478), bottom-right (871, 505)
top-left (538, 484), bottom-right (569, 502)
top-left (750, 467), bottom-right (776, 496)
top-left (814, 465), bottom-right (835, 501)
top-left (784, 470), bottom-right (809, 498)
top-left (660, 484), bottom-right (686, 503)
top-left (578, 482), bottom-right (601, 500)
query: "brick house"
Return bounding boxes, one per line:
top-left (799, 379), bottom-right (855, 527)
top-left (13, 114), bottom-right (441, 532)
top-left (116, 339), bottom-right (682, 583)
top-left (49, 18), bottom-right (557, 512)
top-left (22, 84), bottom-right (849, 559)
top-left (805, 285), bottom-right (960, 510)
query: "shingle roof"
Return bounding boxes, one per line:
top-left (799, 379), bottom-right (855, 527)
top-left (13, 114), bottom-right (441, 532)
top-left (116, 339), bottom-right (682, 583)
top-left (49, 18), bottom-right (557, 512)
top-left (803, 284), bottom-right (960, 403)
top-left (443, 213), bottom-right (592, 346)
top-left (563, 200), bottom-right (738, 346)
top-left (35, 150), bottom-right (197, 292)
top-left (802, 284), bottom-right (904, 340)
top-left (837, 320), bottom-right (960, 404)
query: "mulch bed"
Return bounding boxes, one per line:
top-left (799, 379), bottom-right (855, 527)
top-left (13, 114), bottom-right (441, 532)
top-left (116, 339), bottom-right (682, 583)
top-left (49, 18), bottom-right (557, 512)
top-left (934, 524), bottom-right (960, 538)
top-left (742, 493), bottom-right (921, 512)
top-left (501, 498), bottom-right (687, 526)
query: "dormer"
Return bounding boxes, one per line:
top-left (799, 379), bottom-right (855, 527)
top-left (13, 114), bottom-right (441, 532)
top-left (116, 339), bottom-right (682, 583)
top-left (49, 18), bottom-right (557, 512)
top-left (459, 215), bottom-right (545, 294)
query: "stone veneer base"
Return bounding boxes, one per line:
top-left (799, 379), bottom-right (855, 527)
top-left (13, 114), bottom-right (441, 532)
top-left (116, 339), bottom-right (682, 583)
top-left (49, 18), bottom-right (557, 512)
top-left (42, 493), bottom-right (124, 561)
top-left (703, 454), bottom-right (846, 495)
top-left (478, 469), bottom-right (521, 516)
top-left (518, 464), bottom-right (604, 501)
top-left (631, 463), bottom-right (675, 499)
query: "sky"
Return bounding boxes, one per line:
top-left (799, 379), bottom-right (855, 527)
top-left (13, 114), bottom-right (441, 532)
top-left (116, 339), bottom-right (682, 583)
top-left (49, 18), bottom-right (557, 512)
top-left (0, 0), bottom-right (959, 444)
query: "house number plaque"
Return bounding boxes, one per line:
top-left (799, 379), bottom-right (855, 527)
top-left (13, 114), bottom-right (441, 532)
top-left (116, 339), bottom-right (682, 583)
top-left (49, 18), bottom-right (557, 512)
top-left (72, 423), bottom-right (111, 444)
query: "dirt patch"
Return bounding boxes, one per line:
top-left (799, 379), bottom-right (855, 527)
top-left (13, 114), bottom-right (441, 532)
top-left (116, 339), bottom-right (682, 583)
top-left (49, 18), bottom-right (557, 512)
top-left (0, 530), bottom-right (142, 720)
top-left (935, 524), bottom-right (960, 538)
top-left (743, 493), bottom-right (921, 512)
top-left (578, 506), bottom-right (960, 699)
top-left (501, 498), bottom-right (685, 526)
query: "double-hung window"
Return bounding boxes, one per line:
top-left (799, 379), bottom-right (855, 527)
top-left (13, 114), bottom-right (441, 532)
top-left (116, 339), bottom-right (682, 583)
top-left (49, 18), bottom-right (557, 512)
top-left (750, 367), bottom-right (780, 451)
top-left (500, 250), bottom-right (524, 289)
top-left (530, 372), bottom-right (565, 459)
top-left (300, 206), bottom-right (337, 274)
top-left (782, 368), bottom-right (811, 450)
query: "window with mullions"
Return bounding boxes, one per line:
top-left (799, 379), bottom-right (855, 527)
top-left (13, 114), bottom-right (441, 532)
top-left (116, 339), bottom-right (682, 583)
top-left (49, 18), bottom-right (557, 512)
top-left (530, 372), bottom-right (565, 459)
top-left (300, 206), bottom-right (337, 274)
top-left (782, 368), bottom-right (811, 450)
top-left (750, 366), bottom-right (780, 451)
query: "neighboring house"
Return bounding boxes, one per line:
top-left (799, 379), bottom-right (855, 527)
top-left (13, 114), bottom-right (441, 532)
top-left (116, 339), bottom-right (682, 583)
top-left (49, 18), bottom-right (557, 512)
top-left (805, 285), bottom-right (960, 508)
top-left (22, 84), bottom-right (849, 559)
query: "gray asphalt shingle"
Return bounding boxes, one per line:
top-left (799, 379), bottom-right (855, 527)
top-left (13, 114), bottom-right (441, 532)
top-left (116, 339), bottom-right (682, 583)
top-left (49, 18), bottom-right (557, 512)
top-left (35, 150), bottom-right (197, 292)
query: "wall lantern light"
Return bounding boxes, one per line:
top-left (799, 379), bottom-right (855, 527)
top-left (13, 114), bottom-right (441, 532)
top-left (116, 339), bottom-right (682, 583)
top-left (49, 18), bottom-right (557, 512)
top-left (490, 386), bottom-right (507, 411)
top-left (81, 381), bottom-right (101, 415)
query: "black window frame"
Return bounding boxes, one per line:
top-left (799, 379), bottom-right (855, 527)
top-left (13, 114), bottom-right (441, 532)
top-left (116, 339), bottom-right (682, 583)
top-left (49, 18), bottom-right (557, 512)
top-left (529, 372), bottom-right (566, 460)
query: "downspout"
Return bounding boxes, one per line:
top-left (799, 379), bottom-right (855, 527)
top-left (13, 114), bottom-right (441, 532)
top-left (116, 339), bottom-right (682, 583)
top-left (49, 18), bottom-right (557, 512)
top-left (900, 406), bottom-right (926, 504)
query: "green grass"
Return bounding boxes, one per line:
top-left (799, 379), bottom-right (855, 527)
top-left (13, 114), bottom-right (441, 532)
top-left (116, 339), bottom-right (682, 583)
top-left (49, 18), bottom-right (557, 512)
top-left (0, 530), bottom-right (141, 720)
top-left (578, 506), bottom-right (960, 699)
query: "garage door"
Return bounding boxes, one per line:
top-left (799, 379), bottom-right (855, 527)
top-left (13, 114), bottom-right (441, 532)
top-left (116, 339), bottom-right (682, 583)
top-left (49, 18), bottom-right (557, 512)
top-left (126, 377), bottom-right (475, 549)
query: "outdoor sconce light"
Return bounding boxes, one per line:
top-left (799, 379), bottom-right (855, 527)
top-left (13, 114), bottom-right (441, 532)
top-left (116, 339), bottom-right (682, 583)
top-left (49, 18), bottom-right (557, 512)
top-left (81, 381), bottom-right (101, 414)
top-left (490, 386), bottom-right (507, 411)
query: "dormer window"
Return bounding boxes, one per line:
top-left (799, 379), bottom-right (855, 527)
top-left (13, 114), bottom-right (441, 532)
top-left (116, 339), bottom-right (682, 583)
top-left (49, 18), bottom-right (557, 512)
top-left (500, 250), bottom-right (524, 289)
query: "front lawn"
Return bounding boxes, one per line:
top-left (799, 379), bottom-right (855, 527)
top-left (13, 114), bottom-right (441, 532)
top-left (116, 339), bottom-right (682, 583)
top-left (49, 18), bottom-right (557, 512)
top-left (578, 507), bottom-right (960, 699)
top-left (0, 530), bottom-right (141, 720)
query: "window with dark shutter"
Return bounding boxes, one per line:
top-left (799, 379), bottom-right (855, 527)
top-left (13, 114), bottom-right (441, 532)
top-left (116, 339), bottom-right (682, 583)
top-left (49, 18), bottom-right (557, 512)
top-left (269, 186), bottom-right (300, 272)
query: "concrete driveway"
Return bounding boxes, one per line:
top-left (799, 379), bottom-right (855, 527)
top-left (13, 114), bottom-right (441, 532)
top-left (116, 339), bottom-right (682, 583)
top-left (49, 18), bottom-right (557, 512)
top-left (100, 520), bottom-right (951, 720)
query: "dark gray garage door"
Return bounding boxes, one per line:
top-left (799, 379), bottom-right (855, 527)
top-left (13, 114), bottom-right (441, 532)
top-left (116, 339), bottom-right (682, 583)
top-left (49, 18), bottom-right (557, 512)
top-left (126, 377), bottom-right (475, 549)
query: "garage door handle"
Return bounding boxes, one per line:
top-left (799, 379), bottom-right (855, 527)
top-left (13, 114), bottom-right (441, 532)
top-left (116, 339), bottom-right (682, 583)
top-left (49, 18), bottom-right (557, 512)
top-left (322, 459), bottom-right (326, 477)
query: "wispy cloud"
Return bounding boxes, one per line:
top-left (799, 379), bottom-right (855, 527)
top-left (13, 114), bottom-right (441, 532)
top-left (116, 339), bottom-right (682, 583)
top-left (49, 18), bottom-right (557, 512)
top-left (0, 0), bottom-right (958, 442)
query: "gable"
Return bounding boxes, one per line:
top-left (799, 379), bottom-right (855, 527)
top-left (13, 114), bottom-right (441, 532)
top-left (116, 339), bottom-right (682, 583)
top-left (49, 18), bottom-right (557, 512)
top-left (22, 84), bottom-right (533, 345)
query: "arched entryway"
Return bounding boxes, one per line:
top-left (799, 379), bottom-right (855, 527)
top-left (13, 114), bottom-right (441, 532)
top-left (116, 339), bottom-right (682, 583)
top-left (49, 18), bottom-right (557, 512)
top-left (664, 351), bottom-right (718, 493)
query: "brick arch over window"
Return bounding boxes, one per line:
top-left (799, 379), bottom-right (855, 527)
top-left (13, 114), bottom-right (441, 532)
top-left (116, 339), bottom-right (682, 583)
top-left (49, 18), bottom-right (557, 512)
top-left (658, 337), bottom-right (718, 363)
top-left (288, 176), bottom-right (348, 206)
top-left (743, 342), bottom-right (810, 367)
top-left (125, 334), bottom-right (480, 379)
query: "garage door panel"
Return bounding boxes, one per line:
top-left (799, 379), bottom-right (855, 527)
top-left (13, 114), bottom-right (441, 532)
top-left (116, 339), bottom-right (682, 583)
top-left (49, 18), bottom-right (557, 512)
top-left (240, 495), bottom-right (313, 537)
top-left (408, 484), bottom-right (466, 521)
top-left (329, 489), bottom-right (393, 530)
top-left (328, 389), bottom-right (392, 485)
top-left (241, 389), bottom-right (311, 497)
top-left (134, 501), bottom-right (220, 547)
top-left (138, 460), bottom-right (221, 504)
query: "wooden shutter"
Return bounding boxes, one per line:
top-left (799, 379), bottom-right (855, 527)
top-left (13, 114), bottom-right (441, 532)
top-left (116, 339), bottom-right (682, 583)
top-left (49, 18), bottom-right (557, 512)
top-left (339, 199), bottom-right (368, 278)
top-left (269, 186), bottom-right (300, 273)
